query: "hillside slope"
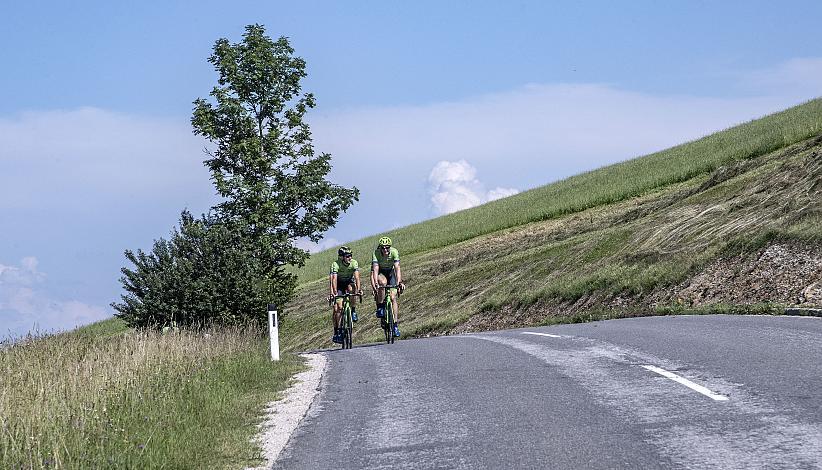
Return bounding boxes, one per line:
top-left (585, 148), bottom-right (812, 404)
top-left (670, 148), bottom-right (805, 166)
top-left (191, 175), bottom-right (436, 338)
top-left (283, 107), bottom-right (822, 352)
top-left (294, 99), bottom-right (822, 283)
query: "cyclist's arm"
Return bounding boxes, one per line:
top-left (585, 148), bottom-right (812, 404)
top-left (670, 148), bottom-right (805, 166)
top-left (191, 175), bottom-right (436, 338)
top-left (329, 273), bottom-right (337, 297)
top-left (394, 261), bottom-right (402, 285)
top-left (371, 262), bottom-right (379, 291)
top-left (354, 270), bottom-right (362, 293)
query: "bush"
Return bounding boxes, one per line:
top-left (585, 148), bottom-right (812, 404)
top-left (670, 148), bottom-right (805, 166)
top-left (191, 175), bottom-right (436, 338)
top-left (112, 211), bottom-right (295, 328)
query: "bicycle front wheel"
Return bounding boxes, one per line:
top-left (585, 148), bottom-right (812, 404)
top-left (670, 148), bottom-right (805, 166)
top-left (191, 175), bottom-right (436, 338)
top-left (386, 302), bottom-right (395, 345)
top-left (344, 303), bottom-right (353, 349)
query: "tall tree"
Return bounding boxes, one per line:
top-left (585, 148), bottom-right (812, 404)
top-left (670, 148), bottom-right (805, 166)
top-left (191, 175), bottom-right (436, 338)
top-left (114, 25), bottom-right (357, 328)
top-left (191, 24), bottom-right (358, 314)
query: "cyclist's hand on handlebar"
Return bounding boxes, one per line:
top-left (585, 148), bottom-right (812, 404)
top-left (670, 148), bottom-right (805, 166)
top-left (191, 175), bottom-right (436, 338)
top-left (398, 282), bottom-right (406, 294)
top-left (327, 294), bottom-right (335, 304)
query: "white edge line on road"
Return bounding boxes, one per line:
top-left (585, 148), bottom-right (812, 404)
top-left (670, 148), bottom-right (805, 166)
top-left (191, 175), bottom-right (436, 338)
top-left (641, 364), bottom-right (729, 401)
top-left (522, 332), bottom-right (562, 338)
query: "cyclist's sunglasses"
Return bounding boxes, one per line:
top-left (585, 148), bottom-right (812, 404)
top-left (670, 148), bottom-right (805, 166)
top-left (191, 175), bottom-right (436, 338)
top-left (380, 245), bottom-right (391, 250)
top-left (343, 253), bottom-right (353, 258)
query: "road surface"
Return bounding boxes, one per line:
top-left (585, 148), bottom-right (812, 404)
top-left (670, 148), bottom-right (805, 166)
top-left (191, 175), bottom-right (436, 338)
top-left (274, 315), bottom-right (822, 469)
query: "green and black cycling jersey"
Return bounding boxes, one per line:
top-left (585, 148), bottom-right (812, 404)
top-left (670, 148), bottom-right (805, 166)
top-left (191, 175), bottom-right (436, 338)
top-left (371, 247), bottom-right (400, 272)
top-left (330, 259), bottom-right (359, 283)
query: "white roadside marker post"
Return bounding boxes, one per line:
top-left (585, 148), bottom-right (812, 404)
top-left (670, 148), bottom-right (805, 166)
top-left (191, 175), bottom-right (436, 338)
top-left (268, 304), bottom-right (280, 361)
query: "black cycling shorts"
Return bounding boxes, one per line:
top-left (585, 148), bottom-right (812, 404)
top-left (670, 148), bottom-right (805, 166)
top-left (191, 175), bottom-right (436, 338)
top-left (378, 268), bottom-right (397, 287)
top-left (336, 279), bottom-right (355, 295)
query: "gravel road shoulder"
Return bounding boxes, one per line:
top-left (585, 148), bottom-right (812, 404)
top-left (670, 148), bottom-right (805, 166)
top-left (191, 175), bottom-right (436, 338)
top-left (247, 353), bottom-right (327, 470)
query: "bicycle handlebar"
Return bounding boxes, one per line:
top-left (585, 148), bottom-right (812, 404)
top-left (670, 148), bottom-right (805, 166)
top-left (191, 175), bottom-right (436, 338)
top-left (376, 284), bottom-right (403, 296)
top-left (328, 292), bottom-right (363, 305)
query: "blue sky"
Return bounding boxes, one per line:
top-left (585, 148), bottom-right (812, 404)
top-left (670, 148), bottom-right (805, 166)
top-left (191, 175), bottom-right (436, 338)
top-left (2, 1), bottom-right (821, 339)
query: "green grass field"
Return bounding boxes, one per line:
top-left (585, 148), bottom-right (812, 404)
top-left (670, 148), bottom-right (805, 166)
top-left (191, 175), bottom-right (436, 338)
top-left (0, 319), bottom-right (304, 469)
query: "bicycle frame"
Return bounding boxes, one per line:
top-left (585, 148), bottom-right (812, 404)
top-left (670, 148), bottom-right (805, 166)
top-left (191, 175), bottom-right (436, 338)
top-left (378, 284), bottom-right (400, 344)
top-left (333, 292), bottom-right (361, 349)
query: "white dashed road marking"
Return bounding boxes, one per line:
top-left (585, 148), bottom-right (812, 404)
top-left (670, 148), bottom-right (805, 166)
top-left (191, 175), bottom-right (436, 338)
top-left (521, 331), bottom-right (729, 401)
top-left (641, 364), bottom-right (729, 401)
top-left (521, 332), bottom-right (562, 338)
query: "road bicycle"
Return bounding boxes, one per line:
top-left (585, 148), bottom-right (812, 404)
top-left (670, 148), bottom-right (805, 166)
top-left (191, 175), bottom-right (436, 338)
top-left (331, 292), bottom-right (362, 349)
top-left (377, 284), bottom-right (401, 344)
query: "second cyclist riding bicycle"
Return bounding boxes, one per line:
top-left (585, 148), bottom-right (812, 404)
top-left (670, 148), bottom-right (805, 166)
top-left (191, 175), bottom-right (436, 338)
top-left (329, 246), bottom-right (362, 345)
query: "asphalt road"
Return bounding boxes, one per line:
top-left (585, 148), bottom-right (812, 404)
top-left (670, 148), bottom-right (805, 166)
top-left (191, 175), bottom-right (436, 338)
top-left (274, 315), bottom-right (822, 469)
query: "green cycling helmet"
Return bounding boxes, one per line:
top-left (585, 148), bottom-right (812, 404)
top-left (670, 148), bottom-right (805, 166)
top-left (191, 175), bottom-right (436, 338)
top-left (377, 236), bottom-right (392, 247)
top-left (338, 246), bottom-right (353, 257)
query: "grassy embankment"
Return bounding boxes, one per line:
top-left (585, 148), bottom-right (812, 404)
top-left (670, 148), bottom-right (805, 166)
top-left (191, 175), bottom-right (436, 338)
top-left (285, 98), bottom-right (822, 351)
top-left (1, 318), bottom-right (303, 469)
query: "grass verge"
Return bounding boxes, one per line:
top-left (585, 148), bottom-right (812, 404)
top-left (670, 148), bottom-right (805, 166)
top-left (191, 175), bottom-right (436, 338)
top-left (1, 324), bottom-right (304, 469)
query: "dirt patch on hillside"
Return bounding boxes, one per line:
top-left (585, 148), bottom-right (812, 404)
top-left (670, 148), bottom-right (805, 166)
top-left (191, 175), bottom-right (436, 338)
top-left (652, 242), bottom-right (822, 308)
top-left (447, 302), bottom-right (551, 334)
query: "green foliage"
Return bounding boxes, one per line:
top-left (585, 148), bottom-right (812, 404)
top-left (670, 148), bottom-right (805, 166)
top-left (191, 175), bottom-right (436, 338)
top-left (115, 25), bottom-right (356, 328)
top-left (192, 24), bottom-right (358, 269)
top-left (113, 211), bottom-right (296, 328)
top-left (654, 302), bottom-right (785, 316)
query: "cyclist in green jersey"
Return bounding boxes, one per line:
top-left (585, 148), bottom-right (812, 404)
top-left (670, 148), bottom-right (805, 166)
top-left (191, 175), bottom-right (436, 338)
top-left (330, 246), bottom-right (362, 344)
top-left (371, 236), bottom-right (405, 338)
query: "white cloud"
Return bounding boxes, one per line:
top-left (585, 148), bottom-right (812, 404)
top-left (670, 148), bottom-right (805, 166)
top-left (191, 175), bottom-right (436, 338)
top-left (430, 183), bottom-right (484, 215)
top-left (0, 256), bottom-right (45, 286)
top-left (427, 159), bottom-right (520, 215)
top-left (0, 296), bottom-right (109, 339)
top-left (0, 257), bottom-right (109, 339)
top-left (487, 187), bottom-right (520, 201)
top-left (294, 237), bottom-right (342, 253)
top-left (427, 159), bottom-right (478, 187)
